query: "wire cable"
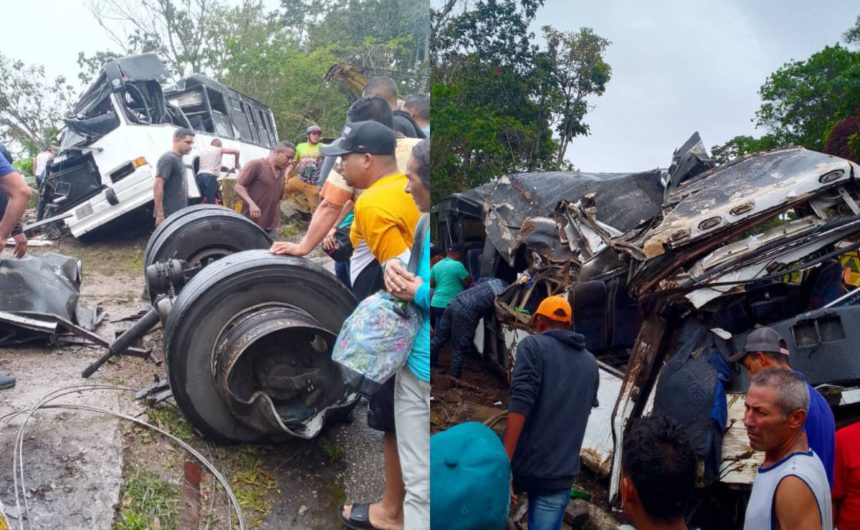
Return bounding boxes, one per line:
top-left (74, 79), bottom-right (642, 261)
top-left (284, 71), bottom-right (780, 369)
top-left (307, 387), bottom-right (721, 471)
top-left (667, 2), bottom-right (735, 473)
top-left (2, 385), bottom-right (246, 529)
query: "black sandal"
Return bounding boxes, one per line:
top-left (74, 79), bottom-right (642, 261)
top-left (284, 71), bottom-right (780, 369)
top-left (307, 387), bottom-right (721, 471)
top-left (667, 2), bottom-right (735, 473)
top-left (338, 503), bottom-right (383, 530)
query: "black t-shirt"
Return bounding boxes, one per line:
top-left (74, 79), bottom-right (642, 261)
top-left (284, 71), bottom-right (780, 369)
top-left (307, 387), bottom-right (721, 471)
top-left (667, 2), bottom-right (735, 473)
top-left (392, 110), bottom-right (426, 139)
top-left (156, 151), bottom-right (187, 217)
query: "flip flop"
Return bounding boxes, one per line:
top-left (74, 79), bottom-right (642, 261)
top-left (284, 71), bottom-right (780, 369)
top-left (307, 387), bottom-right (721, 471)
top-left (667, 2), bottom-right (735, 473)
top-left (338, 503), bottom-right (382, 530)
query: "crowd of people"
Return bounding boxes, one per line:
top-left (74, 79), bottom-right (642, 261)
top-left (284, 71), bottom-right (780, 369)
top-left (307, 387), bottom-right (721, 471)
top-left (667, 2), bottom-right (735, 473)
top-left (430, 299), bottom-right (859, 529)
top-left (425, 233), bottom-right (858, 530)
top-left (6, 71), bottom-right (860, 530)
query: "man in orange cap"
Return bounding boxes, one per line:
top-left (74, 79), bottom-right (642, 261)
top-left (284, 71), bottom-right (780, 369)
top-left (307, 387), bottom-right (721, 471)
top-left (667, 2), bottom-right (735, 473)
top-left (503, 295), bottom-right (599, 530)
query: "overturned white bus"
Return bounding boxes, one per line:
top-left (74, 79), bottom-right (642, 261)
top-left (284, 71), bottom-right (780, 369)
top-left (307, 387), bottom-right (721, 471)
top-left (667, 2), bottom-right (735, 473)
top-left (36, 53), bottom-right (279, 237)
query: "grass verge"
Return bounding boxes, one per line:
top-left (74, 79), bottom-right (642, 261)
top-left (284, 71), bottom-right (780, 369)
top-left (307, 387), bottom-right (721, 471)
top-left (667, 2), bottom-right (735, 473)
top-left (130, 405), bottom-right (278, 528)
top-left (116, 468), bottom-right (180, 530)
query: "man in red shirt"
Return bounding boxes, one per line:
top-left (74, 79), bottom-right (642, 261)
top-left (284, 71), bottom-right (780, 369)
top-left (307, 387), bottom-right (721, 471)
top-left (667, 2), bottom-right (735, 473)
top-left (835, 421), bottom-right (860, 528)
top-left (234, 142), bottom-right (295, 239)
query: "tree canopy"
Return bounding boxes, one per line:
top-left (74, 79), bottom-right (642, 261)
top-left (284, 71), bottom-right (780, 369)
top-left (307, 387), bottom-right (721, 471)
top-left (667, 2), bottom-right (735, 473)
top-left (756, 44), bottom-right (860, 151)
top-left (430, 0), bottom-right (611, 202)
top-left (0, 53), bottom-right (75, 153)
top-left (3, 0), bottom-right (427, 158)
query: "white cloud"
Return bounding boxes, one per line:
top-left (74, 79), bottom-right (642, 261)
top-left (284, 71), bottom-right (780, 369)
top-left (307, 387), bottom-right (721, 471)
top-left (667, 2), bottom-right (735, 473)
top-left (534, 0), bottom-right (856, 171)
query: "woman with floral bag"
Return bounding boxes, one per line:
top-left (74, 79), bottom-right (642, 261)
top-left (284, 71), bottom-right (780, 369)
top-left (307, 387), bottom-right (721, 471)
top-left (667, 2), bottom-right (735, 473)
top-left (384, 138), bottom-right (431, 529)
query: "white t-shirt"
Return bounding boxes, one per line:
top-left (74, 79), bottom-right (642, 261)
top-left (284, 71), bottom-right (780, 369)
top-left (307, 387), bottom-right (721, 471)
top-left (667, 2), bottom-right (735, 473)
top-left (350, 241), bottom-right (375, 285)
top-left (35, 151), bottom-right (52, 176)
top-left (198, 146), bottom-right (223, 177)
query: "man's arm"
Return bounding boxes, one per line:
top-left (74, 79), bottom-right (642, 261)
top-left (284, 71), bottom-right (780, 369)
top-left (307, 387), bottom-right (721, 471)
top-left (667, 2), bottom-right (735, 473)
top-left (0, 170), bottom-right (32, 242)
top-left (153, 177), bottom-right (166, 226)
top-left (503, 412), bottom-right (526, 461)
top-left (221, 148), bottom-right (241, 168)
top-left (153, 154), bottom-right (174, 226)
top-left (774, 475), bottom-right (826, 530)
top-left (334, 200), bottom-right (353, 227)
top-left (459, 263), bottom-right (473, 288)
top-left (234, 162), bottom-right (260, 219)
top-left (233, 182), bottom-right (260, 219)
top-left (288, 150), bottom-right (301, 179)
top-left (503, 339), bottom-right (540, 459)
top-left (270, 198), bottom-right (342, 255)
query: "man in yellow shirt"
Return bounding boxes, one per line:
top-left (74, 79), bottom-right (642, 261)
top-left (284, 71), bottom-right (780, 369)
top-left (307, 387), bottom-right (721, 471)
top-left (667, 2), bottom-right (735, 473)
top-left (326, 121), bottom-right (420, 298)
top-left (321, 120), bottom-right (420, 530)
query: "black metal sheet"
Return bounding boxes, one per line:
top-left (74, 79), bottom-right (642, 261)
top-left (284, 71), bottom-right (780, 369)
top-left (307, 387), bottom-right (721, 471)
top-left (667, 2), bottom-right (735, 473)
top-left (477, 170), bottom-right (664, 262)
top-left (0, 253), bottom-right (98, 344)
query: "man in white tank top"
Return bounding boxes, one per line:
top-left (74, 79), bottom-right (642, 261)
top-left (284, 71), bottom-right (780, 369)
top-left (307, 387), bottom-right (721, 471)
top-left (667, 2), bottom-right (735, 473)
top-left (743, 368), bottom-right (832, 530)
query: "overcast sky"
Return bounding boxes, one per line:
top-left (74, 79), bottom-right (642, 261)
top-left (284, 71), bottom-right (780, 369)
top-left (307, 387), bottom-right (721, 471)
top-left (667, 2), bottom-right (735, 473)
top-left (6, 1), bottom-right (858, 172)
top-left (3, 0), bottom-right (279, 88)
top-left (535, 0), bottom-right (858, 171)
top-left (4, 0), bottom-right (114, 85)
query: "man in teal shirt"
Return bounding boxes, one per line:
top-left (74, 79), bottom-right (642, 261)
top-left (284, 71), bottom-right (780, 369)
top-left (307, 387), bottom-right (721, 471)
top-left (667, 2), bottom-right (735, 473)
top-left (429, 246), bottom-right (471, 328)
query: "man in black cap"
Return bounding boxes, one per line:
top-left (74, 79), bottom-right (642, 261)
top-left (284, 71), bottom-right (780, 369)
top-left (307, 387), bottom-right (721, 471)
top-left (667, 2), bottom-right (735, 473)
top-left (270, 97), bottom-right (420, 265)
top-left (320, 120), bottom-right (421, 300)
top-left (323, 120), bottom-right (423, 530)
top-left (730, 326), bottom-right (835, 486)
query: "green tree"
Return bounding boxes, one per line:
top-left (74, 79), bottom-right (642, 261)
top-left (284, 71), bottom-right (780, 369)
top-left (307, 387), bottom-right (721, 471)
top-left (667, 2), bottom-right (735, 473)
top-left (0, 53), bottom-right (75, 152)
top-left (710, 135), bottom-right (778, 165)
top-left (432, 0), bottom-right (545, 75)
top-left (221, 30), bottom-right (350, 142)
top-left (431, 0), bottom-right (612, 201)
top-left (844, 15), bottom-right (860, 46)
top-left (84, 0), bottom-right (267, 80)
top-left (756, 44), bottom-right (860, 151)
top-left (281, 0), bottom-right (430, 92)
top-left (541, 26), bottom-right (611, 167)
top-left (430, 66), bottom-right (555, 202)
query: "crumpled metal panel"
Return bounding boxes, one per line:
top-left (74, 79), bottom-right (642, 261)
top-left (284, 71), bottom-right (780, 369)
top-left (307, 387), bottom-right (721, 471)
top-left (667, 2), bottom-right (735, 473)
top-left (0, 253), bottom-right (81, 319)
top-left (518, 217), bottom-right (576, 263)
top-left (0, 253), bottom-right (99, 344)
top-left (642, 148), bottom-right (857, 258)
top-left (478, 171), bottom-right (664, 265)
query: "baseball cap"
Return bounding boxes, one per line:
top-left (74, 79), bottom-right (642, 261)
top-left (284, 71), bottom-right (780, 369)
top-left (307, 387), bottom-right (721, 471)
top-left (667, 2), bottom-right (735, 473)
top-left (431, 422), bottom-right (510, 530)
top-left (728, 326), bottom-right (789, 362)
top-left (305, 124), bottom-right (322, 135)
top-left (534, 295), bottom-right (572, 324)
top-left (319, 121), bottom-right (396, 156)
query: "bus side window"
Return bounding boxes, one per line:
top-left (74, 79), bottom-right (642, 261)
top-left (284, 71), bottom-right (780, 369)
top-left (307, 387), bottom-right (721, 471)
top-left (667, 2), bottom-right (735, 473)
top-left (229, 97), bottom-right (254, 143)
top-left (258, 109), bottom-right (276, 147)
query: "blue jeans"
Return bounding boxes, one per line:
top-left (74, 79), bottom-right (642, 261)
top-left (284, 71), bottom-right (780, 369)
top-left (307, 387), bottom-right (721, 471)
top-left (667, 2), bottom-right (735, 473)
top-left (334, 260), bottom-right (350, 289)
top-left (195, 172), bottom-right (219, 204)
top-left (527, 487), bottom-right (570, 530)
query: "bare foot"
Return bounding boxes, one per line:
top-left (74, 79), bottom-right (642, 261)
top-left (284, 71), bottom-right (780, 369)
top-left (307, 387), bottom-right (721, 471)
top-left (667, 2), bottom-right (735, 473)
top-left (341, 502), bottom-right (403, 530)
